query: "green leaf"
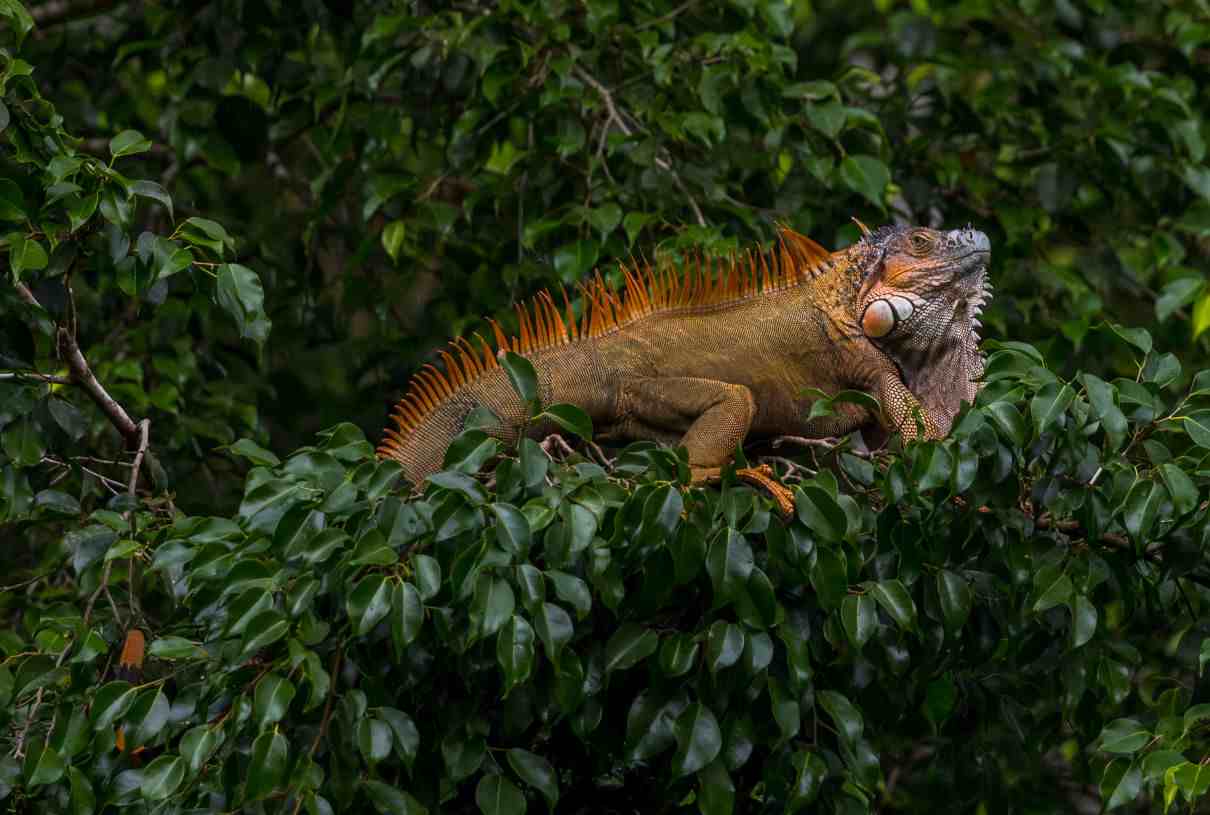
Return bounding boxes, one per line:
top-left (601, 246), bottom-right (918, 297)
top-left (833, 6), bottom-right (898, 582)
top-left (1072, 594), bottom-right (1097, 648)
top-left (500, 351), bottom-right (538, 408)
top-left (553, 239), bottom-right (599, 283)
top-left (986, 402), bottom-right (1027, 446)
top-left (534, 602), bottom-right (573, 665)
top-left (536, 403), bottom-right (593, 440)
top-left (658, 633), bottom-right (699, 678)
top-left (605, 624), bottom-right (659, 673)
top-left (378, 707), bottom-right (420, 769)
top-left (507, 749), bottom-right (559, 810)
top-left (923, 675), bottom-right (957, 727)
top-left (130, 180), bottom-right (173, 220)
top-left (140, 755), bottom-right (185, 801)
top-left (67, 766), bottom-right (95, 814)
top-left (91, 681), bottom-right (136, 730)
top-left (476, 774), bottom-right (526, 815)
top-left (840, 594), bottom-right (875, 649)
top-left (1082, 374), bottom-right (1128, 446)
top-left (588, 202), bottom-right (622, 236)
top-left (109, 130), bottom-right (153, 158)
top-left (349, 574), bottom-right (392, 636)
top-left (1032, 567), bottom-right (1072, 613)
top-left (1193, 292), bottom-right (1210, 340)
top-left (936, 570), bottom-right (972, 633)
top-left (227, 438), bottom-right (280, 467)
top-left (391, 581), bottom-right (423, 651)
top-left (706, 528), bottom-right (754, 603)
top-left (1100, 758), bottom-right (1141, 810)
top-left (706, 621), bottom-right (745, 673)
top-left (817, 690), bottom-right (862, 745)
top-left (6, 233), bottom-right (49, 280)
top-left (672, 703), bottom-right (722, 777)
top-left (1184, 413), bottom-right (1210, 448)
top-left (1099, 718), bottom-right (1151, 753)
top-left (245, 731), bottom-right (288, 800)
top-left (497, 615), bottom-right (535, 693)
top-left (1156, 277), bottom-right (1204, 321)
top-left (382, 220), bottom-right (406, 262)
top-left (1122, 479), bottom-right (1165, 542)
top-left (358, 719), bottom-right (393, 764)
top-left (180, 725), bottom-right (223, 772)
top-left (795, 486), bottom-right (846, 541)
top-left (240, 609), bottom-right (289, 658)
top-left (839, 155), bottom-right (890, 207)
top-left (1030, 382), bottom-right (1075, 435)
top-left (0, 179), bottom-right (26, 221)
top-left (2, 418), bottom-right (45, 467)
top-left (364, 781), bottom-right (428, 814)
top-left (253, 674), bottom-right (296, 728)
top-left (1159, 463), bottom-right (1197, 516)
top-left (491, 502), bottom-right (532, 556)
top-left (473, 576), bottom-right (515, 638)
top-left (787, 750), bottom-right (827, 812)
top-left (23, 739), bottom-right (64, 787)
top-left (870, 579), bottom-right (917, 632)
top-left (1108, 323), bottom-right (1153, 354)
top-left (215, 263), bottom-right (271, 346)
top-left (810, 548), bottom-right (847, 611)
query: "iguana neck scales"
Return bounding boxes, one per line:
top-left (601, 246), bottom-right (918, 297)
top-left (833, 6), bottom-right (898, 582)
top-left (379, 223), bottom-right (991, 501)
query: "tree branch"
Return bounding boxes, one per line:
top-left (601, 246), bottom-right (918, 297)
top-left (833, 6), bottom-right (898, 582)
top-left (30, 0), bottom-right (121, 27)
top-left (574, 67), bottom-right (707, 227)
top-left (14, 281), bottom-right (141, 446)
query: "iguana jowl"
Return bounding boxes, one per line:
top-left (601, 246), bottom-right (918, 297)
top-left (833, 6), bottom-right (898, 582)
top-left (378, 223), bottom-right (991, 510)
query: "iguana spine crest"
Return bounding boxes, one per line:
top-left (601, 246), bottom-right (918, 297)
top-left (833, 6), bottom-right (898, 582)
top-left (378, 227), bottom-right (832, 461)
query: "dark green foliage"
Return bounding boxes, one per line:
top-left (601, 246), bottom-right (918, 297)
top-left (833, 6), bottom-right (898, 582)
top-left (3, 328), bottom-right (1210, 813)
top-left (2, 0), bottom-right (1210, 812)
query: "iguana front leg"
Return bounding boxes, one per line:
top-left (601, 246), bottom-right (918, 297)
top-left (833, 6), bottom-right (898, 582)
top-left (616, 377), bottom-right (794, 515)
top-left (874, 368), bottom-right (942, 441)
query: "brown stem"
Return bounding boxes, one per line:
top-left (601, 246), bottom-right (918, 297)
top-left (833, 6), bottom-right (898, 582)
top-left (30, 0), bottom-right (121, 26)
top-left (15, 282), bottom-right (141, 446)
top-left (574, 67), bottom-right (707, 227)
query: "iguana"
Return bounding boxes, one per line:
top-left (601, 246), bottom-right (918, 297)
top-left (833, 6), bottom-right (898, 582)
top-left (377, 222), bottom-right (991, 512)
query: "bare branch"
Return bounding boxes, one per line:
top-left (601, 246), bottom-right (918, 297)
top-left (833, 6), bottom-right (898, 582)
top-left (127, 418), bottom-right (150, 495)
top-left (574, 67), bottom-right (707, 227)
top-left (0, 371), bottom-right (72, 385)
top-left (30, 0), bottom-right (121, 27)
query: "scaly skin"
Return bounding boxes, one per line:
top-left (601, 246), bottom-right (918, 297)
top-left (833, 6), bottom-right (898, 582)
top-left (378, 224), bottom-right (992, 501)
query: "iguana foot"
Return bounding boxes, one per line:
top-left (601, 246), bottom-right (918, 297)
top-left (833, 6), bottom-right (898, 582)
top-left (691, 464), bottom-right (795, 518)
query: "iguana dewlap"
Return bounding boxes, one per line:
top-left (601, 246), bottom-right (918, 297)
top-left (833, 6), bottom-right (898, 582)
top-left (378, 223), bottom-right (991, 507)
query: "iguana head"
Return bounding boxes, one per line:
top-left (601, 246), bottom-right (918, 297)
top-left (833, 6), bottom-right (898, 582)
top-left (850, 224), bottom-right (992, 430)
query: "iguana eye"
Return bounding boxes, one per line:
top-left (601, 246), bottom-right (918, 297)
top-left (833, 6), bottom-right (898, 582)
top-left (908, 231), bottom-right (934, 255)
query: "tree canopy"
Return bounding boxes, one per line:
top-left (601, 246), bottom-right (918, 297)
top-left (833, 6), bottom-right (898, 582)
top-left (2, 0), bottom-right (1209, 813)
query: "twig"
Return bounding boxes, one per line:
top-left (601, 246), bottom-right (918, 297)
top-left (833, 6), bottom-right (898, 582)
top-left (574, 67), bottom-right (707, 227)
top-left (0, 371), bottom-right (72, 385)
top-left (127, 419), bottom-right (150, 495)
top-left (290, 647), bottom-right (345, 814)
top-left (770, 435), bottom-right (843, 451)
top-left (540, 433), bottom-right (577, 461)
top-left (31, 0), bottom-right (121, 26)
top-left (760, 455), bottom-right (815, 482)
top-left (15, 282), bottom-right (141, 445)
top-left (634, 0), bottom-right (700, 30)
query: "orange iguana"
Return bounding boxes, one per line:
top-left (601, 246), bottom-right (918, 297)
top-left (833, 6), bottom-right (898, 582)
top-left (377, 222), bottom-right (991, 511)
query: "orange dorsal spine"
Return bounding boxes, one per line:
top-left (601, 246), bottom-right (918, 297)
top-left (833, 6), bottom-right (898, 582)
top-left (378, 226), bottom-right (834, 458)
